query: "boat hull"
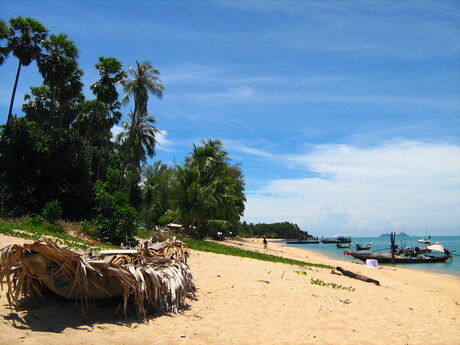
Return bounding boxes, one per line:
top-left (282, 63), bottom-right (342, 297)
top-left (321, 239), bottom-right (351, 244)
top-left (347, 252), bottom-right (451, 264)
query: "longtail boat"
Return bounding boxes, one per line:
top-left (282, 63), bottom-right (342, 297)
top-left (343, 250), bottom-right (451, 264)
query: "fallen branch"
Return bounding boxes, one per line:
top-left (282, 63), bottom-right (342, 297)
top-left (336, 267), bottom-right (380, 286)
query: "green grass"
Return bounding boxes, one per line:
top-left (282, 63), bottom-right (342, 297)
top-left (136, 228), bottom-right (153, 239)
top-left (0, 219), bottom-right (115, 250)
top-left (184, 239), bottom-right (334, 270)
top-left (310, 278), bottom-right (355, 291)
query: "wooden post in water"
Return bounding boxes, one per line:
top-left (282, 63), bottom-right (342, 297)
top-left (390, 232), bottom-right (396, 264)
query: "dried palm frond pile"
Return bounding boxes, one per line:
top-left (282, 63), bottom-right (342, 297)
top-left (0, 238), bottom-right (196, 318)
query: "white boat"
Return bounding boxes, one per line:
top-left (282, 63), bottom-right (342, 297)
top-left (417, 237), bottom-right (431, 244)
top-left (418, 217), bottom-right (431, 244)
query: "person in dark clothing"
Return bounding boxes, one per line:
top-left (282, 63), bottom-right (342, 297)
top-left (263, 237), bottom-right (268, 249)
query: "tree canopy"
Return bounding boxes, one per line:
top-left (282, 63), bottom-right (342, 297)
top-left (0, 16), bottom-right (252, 243)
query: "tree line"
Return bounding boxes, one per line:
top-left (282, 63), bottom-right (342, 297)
top-left (0, 16), bottom-right (246, 243)
top-left (238, 221), bottom-right (311, 239)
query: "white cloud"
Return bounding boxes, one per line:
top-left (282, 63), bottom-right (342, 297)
top-left (186, 86), bottom-right (255, 102)
top-left (229, 143), bottom-right (276, 159)
top-left (243, 141), bottom-right (460, 236)
top-left (156, 129), bottom-right (173, 151)
top-left (110, 125), bottom-right (123, 141)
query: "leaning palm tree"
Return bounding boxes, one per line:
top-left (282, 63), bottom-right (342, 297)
top-left (6, 16), bottom-right (48, 123)
top-left (117, 112), bottom-right (160, 196)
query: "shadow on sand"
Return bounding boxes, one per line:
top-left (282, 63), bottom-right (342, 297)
top-left (1, 290), bottom-right (168, 333)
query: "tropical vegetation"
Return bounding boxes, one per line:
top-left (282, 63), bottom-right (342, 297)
top-left (0, 16), bottom-right (249, 244)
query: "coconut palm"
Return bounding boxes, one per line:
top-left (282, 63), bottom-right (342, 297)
top-left (6, 16), bottom-right (48, 123)
top-left (118, 61), bottom-right (164, 191)
top-left (120, 61), bottom-right (164, 117)
top-left (173, 140), bottom-right (246, 234)
top-left (117, 112), bottom-right (160, 196)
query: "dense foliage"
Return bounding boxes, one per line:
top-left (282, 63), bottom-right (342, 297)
top-left (172, 140), bottom-right (246, 238)
top-left (0, 16), bottom-right (247, 243)
top-left (238, 221), bottom-right (311, 239)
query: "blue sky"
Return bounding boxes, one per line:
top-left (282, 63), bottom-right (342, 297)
top-left (1, 1), bottom-right (459, 236)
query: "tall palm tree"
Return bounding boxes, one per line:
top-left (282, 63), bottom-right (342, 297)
top-left (86, 56), bottom-right (126, 139)
top-left (117, 112), bottom-right (160, 196)
top-left (118, 61), bottom-right (164, 191)
top-left (120, 61), bottom-right (164, 117)
top-left (6, 16), bottom-right (48, 123)
top-left (37, 33), bottom-right (82, 128)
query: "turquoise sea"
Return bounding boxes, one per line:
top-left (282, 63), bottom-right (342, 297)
top-left (283, 236), bottom-right (460, 278)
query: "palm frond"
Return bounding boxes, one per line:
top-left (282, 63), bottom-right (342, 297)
top-left (0, 238), bottom-right (196, 318)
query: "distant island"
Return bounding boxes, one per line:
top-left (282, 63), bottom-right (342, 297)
top-left (379, 232), bottom-right (410, 238)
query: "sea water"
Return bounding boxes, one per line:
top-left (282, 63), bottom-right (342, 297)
top-left (283, 236), bottom-right (460, 278)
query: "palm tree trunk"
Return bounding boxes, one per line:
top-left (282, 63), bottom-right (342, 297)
top-left (85, 101), bottom-right (100, 141)
top-left (96, 136), bottom-right (104, 181)
top-left (7, 61), bottom-right (22, 124)
top-left (118, 149), bottom-right (129, 191)
top-left (127, 157), bottom-right (136, 199)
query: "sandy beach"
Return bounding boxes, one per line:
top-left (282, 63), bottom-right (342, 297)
top-left (1, 234), bottom-right (459, 345)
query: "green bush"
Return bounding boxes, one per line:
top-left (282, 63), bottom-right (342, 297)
top-left (42, 200), bottom-right (62, 223)
top-left (26, 214), bottom-right (44, 225)
top-left (80, 220), bottom-right (99, 238)
top-left (94, 180), bottom-right (138, 245)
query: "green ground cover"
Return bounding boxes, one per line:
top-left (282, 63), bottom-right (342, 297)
top-left (184, 239), bottom-right (334, 270)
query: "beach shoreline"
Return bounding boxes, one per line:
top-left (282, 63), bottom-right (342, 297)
top-left (1, 234), bottom-right (459, 345)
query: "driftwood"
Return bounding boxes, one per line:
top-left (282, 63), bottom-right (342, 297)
top-left (336, 266), bottom-right (380, 286)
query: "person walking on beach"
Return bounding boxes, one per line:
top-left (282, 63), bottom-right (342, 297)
top-left (263, 237), bottom-right (268, 250)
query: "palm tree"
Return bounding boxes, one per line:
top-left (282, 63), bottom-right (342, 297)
top-left (120, 61), bottom-right (164, 117)
top-left (172, 140), bottom-right (246, 234)
top-left (86, 56), bottom-right (126, 139)
top-left (117, 112), bottom-right (160, 196)
top-left (118, 61), bottom-right (164, 191)
top-left (0, 19), bottom-right (11, 65)
top-left (37, 33), bottom-right (82, 128)
top-left (6, 16), bottom-right (48, 123)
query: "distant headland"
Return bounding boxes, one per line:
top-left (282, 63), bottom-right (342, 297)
top-left (379, 232), bottom-right (409, 238)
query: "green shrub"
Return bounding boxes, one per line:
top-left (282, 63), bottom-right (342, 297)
top-left (80, 220), bottom-right (99, 238)
top-left (42, 200), bottom-right (62, 223)
top-left (94, 180), bottom-right (138, 245)
top-left (27, 214), bottom-right (44, 225)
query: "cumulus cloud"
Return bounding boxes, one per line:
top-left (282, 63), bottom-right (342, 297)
top-left (156, 129), bottom-right (173, 151)
top-left (243, 141), bottom-right (460, 236)
top-left (110, 125), bottom-right (123, 140)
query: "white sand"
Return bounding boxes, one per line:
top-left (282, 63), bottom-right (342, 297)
top-left (1, 235), bottom-right (459, 345)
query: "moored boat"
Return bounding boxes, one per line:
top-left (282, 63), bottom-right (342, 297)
top-left (344, 251), bottom-right (451, 264)
top-left (355, 243), bottom-right (372, 250)
top-left (286, 240), bottom-right (320, 244)
top-left (336, 243), bottom-right (351, 248)
top-left (417, 237), bottom-right (431, 244)
top-left (321, 234), bottom-right (352, 244)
